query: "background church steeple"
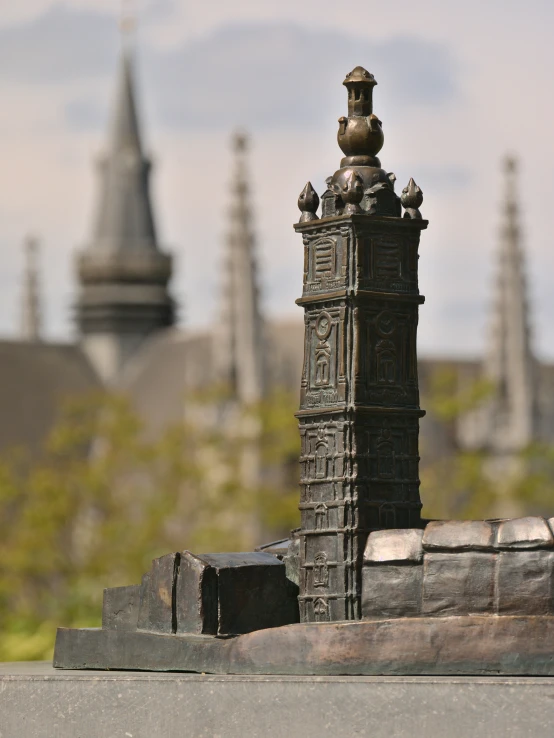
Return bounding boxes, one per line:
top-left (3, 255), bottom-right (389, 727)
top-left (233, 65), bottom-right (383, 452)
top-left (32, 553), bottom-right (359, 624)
top-left (20, 235), bottom-right (41, 342)
top-left (75, 23), bottom-right (174, 383)
top-left (215, 133), bottom-right (266, 405)
top-left (484, 156), bottom-right (537, 452)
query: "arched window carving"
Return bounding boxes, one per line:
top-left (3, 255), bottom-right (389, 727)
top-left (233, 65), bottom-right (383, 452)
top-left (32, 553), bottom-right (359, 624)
top-left (313, 552), bottom-right (329, 588)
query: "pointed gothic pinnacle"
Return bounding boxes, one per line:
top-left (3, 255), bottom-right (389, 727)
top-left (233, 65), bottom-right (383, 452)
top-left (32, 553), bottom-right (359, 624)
top-left (505, 155), bottom-right (517, 175)
top-left (21, 235), bottom-right (41, 342)
top-left (233, 131), bottom-right (248, 153)
top-left (298, 182), bottom-right (320, 222)
top-left (401, 177), bottom-right (423, 219)
top-left (503, 155), bottom-right (518, 210)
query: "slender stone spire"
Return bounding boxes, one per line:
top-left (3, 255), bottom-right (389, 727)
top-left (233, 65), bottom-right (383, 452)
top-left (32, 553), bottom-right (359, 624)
top-left (484, 157), bottom-right (537, 451)
top-left (20, 235), bottom-right (41, 342)
top-left (75, 36), bottom-right (174, 383)
top-left (215, 133), bottom-right (265, 404)
top-left (92, 42), bottom-right (155, 252)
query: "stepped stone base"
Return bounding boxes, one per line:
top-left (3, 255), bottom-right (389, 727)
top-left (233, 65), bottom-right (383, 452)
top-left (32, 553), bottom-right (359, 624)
top-left (55, 615), bottom-right (554, 676)
top-left (2, 663), bottom-right (554, 738)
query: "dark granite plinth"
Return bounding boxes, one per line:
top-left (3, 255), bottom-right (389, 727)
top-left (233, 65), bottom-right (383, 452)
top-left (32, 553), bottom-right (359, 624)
top-left (3, 663), bottom-right (554, 738)
top-left (55, 615), bottom-right (554, 676)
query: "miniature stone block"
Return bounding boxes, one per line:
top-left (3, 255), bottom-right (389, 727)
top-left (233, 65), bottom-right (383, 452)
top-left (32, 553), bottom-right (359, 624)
top-left (174, 551), bottom-right (217, 635)
top-left (422, 552), bottom-right (494, 616)
top-left (496, 517), bottom-right (554, 549)
top-left (102, 585), bottom-right (141, 631)
top-left (364, 529), bottom-right (424, 563)
top-left (176, 551), bottom-right (299, 636)
top-left (137, 553), bottom-right (179, 634)
top-left (496, 550), bottom-right (554, 615)
top-left (423, 520), bottom-right (493, 551)
top-left (362, 565), bottom-right (422, 619)
top-left (362, 530), bottom-right (423, 619)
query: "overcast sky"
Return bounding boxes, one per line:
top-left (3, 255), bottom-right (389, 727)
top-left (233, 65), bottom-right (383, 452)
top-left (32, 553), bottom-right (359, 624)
top-left (0, 0), bottom-right (553, 359)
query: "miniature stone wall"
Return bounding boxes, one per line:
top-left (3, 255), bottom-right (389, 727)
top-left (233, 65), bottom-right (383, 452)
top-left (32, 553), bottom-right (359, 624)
top-left (362, 517), bottom-right (554, 619)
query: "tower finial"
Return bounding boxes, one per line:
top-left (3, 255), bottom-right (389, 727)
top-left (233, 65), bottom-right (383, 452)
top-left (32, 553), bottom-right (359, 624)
top-left (21, 235), bottom-right (41, 342)
top-left (323, 66), bottom-right (401, 218)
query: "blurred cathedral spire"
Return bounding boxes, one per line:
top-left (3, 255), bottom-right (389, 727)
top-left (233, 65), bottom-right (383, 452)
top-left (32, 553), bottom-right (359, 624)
top-left (75, 22), bottom-right (174, 383)
top-left (20, 235), bottom-right (41, 342)
top-left (484, 156), bottom-right (537, 452)
top-left (215, 132), bottom-right (266, 404)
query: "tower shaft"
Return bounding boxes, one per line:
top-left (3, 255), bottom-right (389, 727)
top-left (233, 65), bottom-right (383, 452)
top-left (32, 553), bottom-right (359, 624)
top-left (294, 67), bottom-right (427, 623)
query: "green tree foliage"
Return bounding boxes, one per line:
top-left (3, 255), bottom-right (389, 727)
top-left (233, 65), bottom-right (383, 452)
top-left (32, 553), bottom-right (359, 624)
top-left (420, 366), bottom-right (497, 519)
top-left (420, 367), bottom-right (554, 520)
top-left (0, 389), bottom-right (300, 661)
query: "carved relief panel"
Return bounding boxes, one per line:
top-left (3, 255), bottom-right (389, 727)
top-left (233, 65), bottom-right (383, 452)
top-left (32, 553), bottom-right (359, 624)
top-left (299, 500), bottom-right (341, 532)
top-left (376, 420), bottom-right (418, 483)
top-left (299, 421), bottom-right (345, 485)
top-left (313, 552), bottom-right (329, 588)
top-left (302, 228), bottom-right (349, 295)
top-left (352, 416), bottom-right (421, 504)
top-left (357, 231), bottom-right (419, 294)
top-left (303, 543), bottom-right (339, 595)
top-left (315, 503), bottom-right (328, 529)
top-left (301, 307), bottom-right (346, 409)
top-left (354, 304), bottom-right (419, 406)
top-left (313, 598), bottom-right (330, 622)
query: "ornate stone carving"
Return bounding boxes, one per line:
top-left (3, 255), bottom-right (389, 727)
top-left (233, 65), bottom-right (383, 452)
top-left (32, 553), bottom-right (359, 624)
top-left (313, 598), bottom-right (330, 622)
top-left (340, 170), bottom-right (364, 215)
top-left (325, 66), bottom-right (400, 218)
top-left (315, 503), bottom-right (328, 529)
top-left (313, 552), bottom-right (329, 588)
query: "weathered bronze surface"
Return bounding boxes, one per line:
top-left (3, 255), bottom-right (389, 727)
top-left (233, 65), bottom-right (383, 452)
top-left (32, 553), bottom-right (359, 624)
top-left (55, 616), bottom-right (554, 676)
top-left (53, 65), bottom-right (554, 676)
top-left (294, 66), bottom-right (426, 623)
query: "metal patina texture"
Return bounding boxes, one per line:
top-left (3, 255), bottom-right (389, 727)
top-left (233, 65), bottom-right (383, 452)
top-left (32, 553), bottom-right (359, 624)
top-left (295, 66), bottom-right (426, 623)
top-left (53, 66), bottom-right (554, 676)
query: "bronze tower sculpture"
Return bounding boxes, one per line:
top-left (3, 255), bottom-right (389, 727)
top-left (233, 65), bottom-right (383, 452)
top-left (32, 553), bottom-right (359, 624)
top-left (295, 66), bottom-right (425, 623)
top-left (55, 66), bottom-right (554, 676)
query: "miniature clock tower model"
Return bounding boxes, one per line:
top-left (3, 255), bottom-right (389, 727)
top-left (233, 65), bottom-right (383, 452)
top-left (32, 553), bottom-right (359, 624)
top-left (294, 66), bottom-right (427, 623)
